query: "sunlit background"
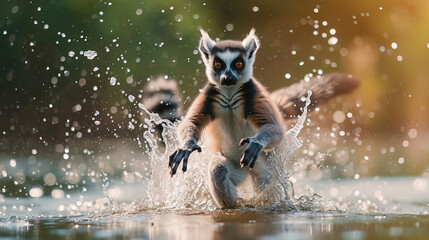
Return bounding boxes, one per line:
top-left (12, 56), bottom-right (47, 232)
top-left (1, 0), bottom-right (429, 202)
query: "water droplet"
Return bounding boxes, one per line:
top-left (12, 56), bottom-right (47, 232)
top-left (52, 189), bottom-right (65, 199)
top-left (9, 159), bottom-right (16, 167)
top-left (175, 14), bottom-right (183, 22)
top-left (333, 111), bottom-right (346, 123)
top-left (397, 55), bottom-right (403, 62)
top-left (109, 77), bottom-right (117, 85)
top-left (226, 23), bottom-right (234, 31)
top-left (328, 37), bottom-right (338, 45)
top-left (408, 128), bottom-right (418, 139)
top-left (11, 6), bottom-right (19, 14)
top-left (29, 187), bottom-right (43, 198)
top-left (44, 173), bottom-right (57, 186)
top-left (83, 50), bottom-right (97, 60)
top-left (128, 95), bottom-right (135, 102)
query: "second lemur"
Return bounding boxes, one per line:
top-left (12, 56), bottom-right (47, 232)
top-left (168, 29), bottom-right (359, 208)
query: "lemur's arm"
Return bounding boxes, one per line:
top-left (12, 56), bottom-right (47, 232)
top-left (169, 92), bottom-right (212, 176)
top-left (240, 95), bottom-right (284, 169)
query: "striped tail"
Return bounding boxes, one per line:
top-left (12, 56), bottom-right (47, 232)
top-left (142, 77), bottom-right (183, 122)
top-left (270, 73), bottom-right (360, 119)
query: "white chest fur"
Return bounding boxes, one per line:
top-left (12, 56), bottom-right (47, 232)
top-left (210, 86), bottom-right (257, 161)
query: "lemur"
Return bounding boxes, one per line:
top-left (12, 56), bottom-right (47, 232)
top-left (146, 29), bottom-right (359, 208)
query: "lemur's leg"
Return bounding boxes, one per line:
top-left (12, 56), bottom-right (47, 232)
top-left (208, 156), bottom-right (247, 208)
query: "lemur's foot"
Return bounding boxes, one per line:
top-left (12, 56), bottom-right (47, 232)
top-left (239, 138), bottom-right (263, 169)
top-left (168, 140), bottom-right (201, 177)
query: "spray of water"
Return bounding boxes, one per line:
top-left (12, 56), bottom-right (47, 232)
top-left (90, 90), bottom-right (333, 217)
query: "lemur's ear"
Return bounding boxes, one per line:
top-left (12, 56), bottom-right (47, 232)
top-left (242, 28), bottom-right (260, 59)
top-left (198, 29), bottom-right (215, 64)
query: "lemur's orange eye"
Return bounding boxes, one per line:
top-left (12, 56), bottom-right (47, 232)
top-left (235, 61), bottom-right (243, 69)
top-left (214, 62), bottom-right (222, 69)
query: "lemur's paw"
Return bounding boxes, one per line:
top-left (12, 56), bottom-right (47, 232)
top-left (239, 138), bottom-right (263, 169)
top-left (168, 141), bottom-right (201, 176)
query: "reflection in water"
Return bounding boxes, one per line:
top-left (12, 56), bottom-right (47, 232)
top-left (1, 212), bottom-right (429, 240)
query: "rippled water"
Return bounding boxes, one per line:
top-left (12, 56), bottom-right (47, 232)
top-left (1, 177), bottom-right (429, 239)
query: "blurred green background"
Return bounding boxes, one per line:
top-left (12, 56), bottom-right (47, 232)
top-left (1, 0), bottom-right (429, 180)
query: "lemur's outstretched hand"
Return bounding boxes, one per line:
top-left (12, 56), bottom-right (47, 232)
top-left (169, 140), bottom-right (201, 177)
top-left (239, 137), bottom-right (263, 169)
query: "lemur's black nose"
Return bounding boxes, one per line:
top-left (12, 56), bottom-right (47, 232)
top-left (220, 71), bottom-right (237, 86)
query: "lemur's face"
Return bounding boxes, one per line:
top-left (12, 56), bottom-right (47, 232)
top-left (198, 29), bottom-right (260, 87)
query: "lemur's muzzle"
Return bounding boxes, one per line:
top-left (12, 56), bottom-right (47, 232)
top-left (220, 71), bottom-right (237, 86)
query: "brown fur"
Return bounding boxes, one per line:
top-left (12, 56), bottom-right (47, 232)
top-left (205, 123), bottom-right (222, 152)
top-left (180, 78), bottom-right (285, 151)
top-left (270, 73), bottom-right (360, 119)
top-left (247, 80), bottom-right (285, 149)
top-left (178, 92), bottom-right (212, 144)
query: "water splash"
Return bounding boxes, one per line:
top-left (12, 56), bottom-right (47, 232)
top-left (138, 103), bottom-right (214, 211)
top-left (234, 90), bottom-right (334, 212)
top-left (91, 90), bottom-right (330, 217)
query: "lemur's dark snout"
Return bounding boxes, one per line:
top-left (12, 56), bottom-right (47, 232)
top-left (220, 71), bottom-right (237, 86)
top-left (221, 77), bottom-right (237, 86)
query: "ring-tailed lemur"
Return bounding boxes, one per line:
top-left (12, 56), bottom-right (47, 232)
top-left (146, 29), bottom-right (359, 208)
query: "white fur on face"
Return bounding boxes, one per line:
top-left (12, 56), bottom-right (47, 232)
top-left (217, 51), bottom-right (240, 68)
top-left (199, 28), bottom-right (260, 86)
top-left (216, 50), bottom-right (240, 81)
top-left (205, 50), bottom-right (254, 86)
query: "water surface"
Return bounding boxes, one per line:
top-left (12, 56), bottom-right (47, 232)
top-left (1, 176), bottom-right (429, 240)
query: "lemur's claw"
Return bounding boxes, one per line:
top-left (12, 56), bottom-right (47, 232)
top-left (168, 150), bottom-right (177, 168)
top-left (168, 142), bottom-right (201, 177)
top-left (239, 138), bottom-right (250, 146)
top-left (239, 138), bottom-right (263, 169)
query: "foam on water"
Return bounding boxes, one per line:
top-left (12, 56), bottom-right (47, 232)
top-left (90, 90), bottom-right (334, 217)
